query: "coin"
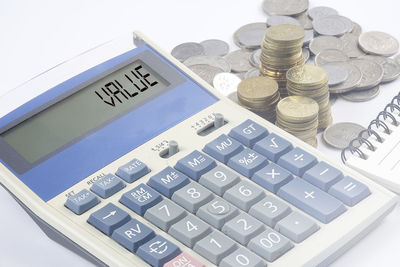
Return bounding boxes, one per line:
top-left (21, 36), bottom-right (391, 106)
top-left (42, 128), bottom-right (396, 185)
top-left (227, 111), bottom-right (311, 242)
top-left (340, 33), bottom-right (365, 58)
top-left (349, 59), bottom-right (383, 90)
top-left (267, 15), bottom-right (301, 27)
top-left (308, 6), bottom-right (339, 20)
top-left (321, 63), bottom-right (349, 86)
top-left (262, 0), bottom-right (309, 16)
top-left (213, 72), bottom-right (241, 101)
top-left (341, 85), bottom-right (380, 102)
top-left (234, 23), bottom-right (267, 50)
top-left (359, 31), bottom-right (399, 56)
top-left (351, 22), bottom-right (362, 36)
top-left (244, 68), bottom-right (260, 79)
top-left (200, 39), bottom-right (230, 57)
top-left (249, 49), bottom-right (262, 68)
top-left (303, 29), bottom-right (314, 46)
top-left (302, 47), bottom-right (310, 62)
top-left (395, 54), bottom-right (400, 66)
top-left (314, 49), bottom-right (349, 66)
top-left (323, 122), bottom-right (365, 149)
top-left (188, 64), bottom-right (224, 85)
top-left (286, 64), bottom-right (328, 86)
top-left (225, 50), bottom-right (253, 73)
top-left (309, 36), bottom-right (344, 55)
top-left (277, 96), bottom-right (319, 122)
top-left (313, 15), bottom-right (353, 36)
top-left (171, 42), bottom-right (205, 62)
top-left (293, 11), bottom-right (313, 29)
top-left (184, 55), bottom-right (231, 72)
top-left (360, 55), bottom-right (400, 83)
top-left (329, 94), bottom-right (338, 106)
top-left (329, 62), bottom-right (362, 94)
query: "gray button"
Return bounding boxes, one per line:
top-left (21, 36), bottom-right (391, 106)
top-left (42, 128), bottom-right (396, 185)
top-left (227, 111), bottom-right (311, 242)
top-left (223, 180), bottom-right (264, 211)
top-left (144, 199), bottom-right (186, 231)
top-left (171, 182), bottom-right (214, 213)
top-left (65, 189), bottom-right (100, 215)
top-left (193, 230), bottom-right (237, 264)
top-left (275, 211), bottom-right (319, 243)
top-left (222, 213), bottom-right (264, 245)
top-left (196, 197), bottom-right (239, 229)
top-left (249, 196), bottom-right (291, 228)
top-left (168, 214), bottom-right (211, 248)
top-left (199, 165), bottom-right (240, 196)
top-left (220, 247), bottom-right (265, 267)
top-left (248, 229), bottom-right (293, 262)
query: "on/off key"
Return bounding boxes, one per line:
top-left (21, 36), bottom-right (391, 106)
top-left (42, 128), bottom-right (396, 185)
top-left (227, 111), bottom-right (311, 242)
top-left (163, 252), bottom-right (206, 267)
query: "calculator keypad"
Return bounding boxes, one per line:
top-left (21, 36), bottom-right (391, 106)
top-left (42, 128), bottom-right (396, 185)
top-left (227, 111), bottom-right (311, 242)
top-left (65, 189), bottom-right (99, 215)
top-left (116, 158), bottom-right (150, 183)
top-left (87, 203), bottom-right (130, 236)
top-left (90, 174), bottom-right (125, 199)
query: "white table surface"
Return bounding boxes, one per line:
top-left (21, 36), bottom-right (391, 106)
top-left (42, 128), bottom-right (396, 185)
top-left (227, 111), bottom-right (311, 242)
top-left (1, 0), bottom-right (400, 266)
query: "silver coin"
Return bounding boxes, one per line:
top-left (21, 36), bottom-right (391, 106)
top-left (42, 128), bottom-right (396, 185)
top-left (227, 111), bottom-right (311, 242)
top-left (200, 39), bottom-right (230, 57)
top-left (249, 49), bottom-right (262, 68)
top-left (340, 33), bottom-right (365, 58)
top-left (341, 85), bottom-right (380, 102)
top-left (303, 29), bottom-right (314, 46)
top-left (395, 54), bottom-right (400, 65)
top-left (188, 64), bottom-right (224, 85)
top-left (309, 36), bottom-right (344, 55)
top-left (235, 72), bottom-right (247, 80)
top-left (302, 47), bottom-right (310, 62)
top-left (323, 122), bottom-right (365, 149)
top-left (267, 15), bottom-right (300, 27)
top-left (293, 11), bottom-right (313, 30)
top-left (349, 59), bottom-right (383, 90)
top-left (244, 68), bottom-right (261, 79)
top-left (329, 94), bottom-right (338, 106)
top-left (308, 6), bottom-right (339, 20)
top-left (314, 49), bottom-right (349, 66)
top-left (329, 62), bottom-right (362, 94)
top-left (225, 50), bottom-right (253, 73)
top-left (359, 31), bottom-right (399, 57)
top-left (313, 15), bottom-right (353, 37)
top-left (184, 55), bottom-right (231, 72)
top-left (234, 23), bottom-right (267, 50)
top-left (321, 63), bottom-right (349, 86)
top-left (262, 0), bottom-right (309, 16)
top-left (171, 42), bottom-right (204, 62)
top-left (360, 55), bottom-right (400, 83)
top-left (351, 22), bottom-right (362, 36)
top-left (213, 72), bottom-right (242, 102)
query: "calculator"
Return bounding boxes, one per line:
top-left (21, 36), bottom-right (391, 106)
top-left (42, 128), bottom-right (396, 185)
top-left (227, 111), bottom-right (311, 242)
top-left (0, 32), bottom-right (397, 267)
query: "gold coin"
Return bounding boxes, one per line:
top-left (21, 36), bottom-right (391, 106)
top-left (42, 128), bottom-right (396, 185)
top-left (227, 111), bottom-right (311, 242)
top-left (265, 25), bottom-right (305, 43)
top-left (286, 65), bottom-right (328, 86)
top-left (277, 96), bottom-right (319, 122)
top-left (237, 76), bottom-right (279, 101)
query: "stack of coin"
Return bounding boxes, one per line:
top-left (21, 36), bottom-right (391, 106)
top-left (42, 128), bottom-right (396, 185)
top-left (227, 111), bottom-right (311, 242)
top-left (286, 64), bottom-right (332, 130)
top-left (237, 76), bottom-right (280, 122)
top-left (260, 24), bottom-right (305, 97)
top-left (276, 96), bottom-right (319, 147)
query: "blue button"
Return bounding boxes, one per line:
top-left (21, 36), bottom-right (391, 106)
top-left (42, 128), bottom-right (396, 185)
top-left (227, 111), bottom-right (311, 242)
top-left (65, 189), bottom-right (100, 215)
top-left (147, 167), bottom-right (190, 198)
top-left (278, 178), bottom-right (346, 223)
top-left (90, 174), bottom-right (126, 198)
top-left (252, 163), bottom-right (293, 193)
top-left (137, 235), bottom-right (181, 267)
top-left (112, 219), bottom-right (155, 252)
top-left (228, 119), bottom-right (268, 148)
top-left (120, 184), bottom-right (162, 215)
top-left (227, 148), bottom-right (268, 178)
top-left (328, 176), bottom-right (371, 207)
top-left (175, 150), bottom-right (217, 181)
top-left (277, 147), bottom-right (317, 176)
top-left (87, 203), bottom-right (131, 236)
top-left (253, 133), bottom-right (293, 162)
top-left (303, 162), bottom-right (344, 191)
top-left (203, 134), bottom-right (244, 163)
top-left (116, 159), bottom-right (150, 183)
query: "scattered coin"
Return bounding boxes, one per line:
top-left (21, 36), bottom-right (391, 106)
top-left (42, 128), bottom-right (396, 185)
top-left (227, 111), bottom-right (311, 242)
top-left (262, 0), bottom-right (309, 16)
top-left (184, 55), bottom-right (231, 72)
top-left (323, 122), bottom-right (365, 149)
top-left (329, 62), bottom-right (362, 94)
top-left (314, 49), bottom-right (349, 66)
top-left (308, 6), bottom-right (339, 20)
top-left (303, 47), bottom-right (310, 62)
top-left (360, 55), bottom-right (400, 83)
top-left (349, 59), bottom-right (384, 90)
top-left (321, 63), bottom-right (349, 86)
top-left (303, 29), bottom-right (314, 46)
top-left (188, 64), bottom-right (223, 85)
top-left (249, 49), bottom-right (261, 68)
top-left (359, 31), bottom-right (399, 56)
top-left (267, 15), bottom-right (301, 27)
top-left (244, 68), bottom-right (260, 79)
top-left (351, 22), bottom-right (362, 36)
top-left (171, 42), bottom-right (205, 62)
top-left (329, 94), bottom-right (338, 106)
top-left (200, 39), bottom-right (230, 57)
top-left (233, 23), bottom-right (267, 50)
top-left (293, 11), bottom-right (313, 29)
top-left (313, 15), bottom-right (353, 36)
top-left (213, 72), bottom-right (242, 102)
top-left (309, 36), bottom-right (344, 55)
top-left (340, 33), bottom-right (365, 58)
top-left (225, 50), bottom-right (253, 73)
top-left (341, 85), bottom-right (380, 102)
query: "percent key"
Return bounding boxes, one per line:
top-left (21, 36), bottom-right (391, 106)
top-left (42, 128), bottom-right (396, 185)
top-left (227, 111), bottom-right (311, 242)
top-left (228, 148), bottom-right (268, 177)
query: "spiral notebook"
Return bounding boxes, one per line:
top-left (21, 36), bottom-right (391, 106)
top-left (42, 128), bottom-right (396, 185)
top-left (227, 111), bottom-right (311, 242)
top-left (343, 91), bottom-right (400, 193)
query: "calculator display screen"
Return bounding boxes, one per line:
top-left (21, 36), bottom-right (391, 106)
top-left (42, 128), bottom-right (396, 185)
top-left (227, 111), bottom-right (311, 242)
top-left (1, 60), bottom-right (170, 163)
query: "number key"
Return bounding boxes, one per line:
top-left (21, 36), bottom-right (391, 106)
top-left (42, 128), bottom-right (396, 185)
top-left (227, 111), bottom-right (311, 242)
top-left (168, 214), bottom-right (211, 248)
top-left (196, 197), bottom-right (239, 229)
top-left (223, 180), bottom-right (264, 211)
top-left (199, 165), bottom-right (240, 196)
top-left (172, 182), bottom-right (213, 213)
top-left (194, 230), bottom-right (237, 264)
top-left (222, 213), bottom-right (264, 245)
top-left (249, 195), bottom-right (291, 228)
top-left (144, 199), bottom-right (186, 231)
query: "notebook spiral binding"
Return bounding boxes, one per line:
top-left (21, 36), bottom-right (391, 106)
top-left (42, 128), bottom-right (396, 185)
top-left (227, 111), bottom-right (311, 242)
top-left (341, 92), bottom-right (400, 164)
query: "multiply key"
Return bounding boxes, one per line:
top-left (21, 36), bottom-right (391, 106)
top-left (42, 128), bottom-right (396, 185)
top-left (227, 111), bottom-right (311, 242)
top-left (175, 150), bottom-right (217, 181)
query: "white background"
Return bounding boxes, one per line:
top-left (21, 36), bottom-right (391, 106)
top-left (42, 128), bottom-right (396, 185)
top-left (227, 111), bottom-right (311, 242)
top-left (0, 0), bottom-right (400, 266)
